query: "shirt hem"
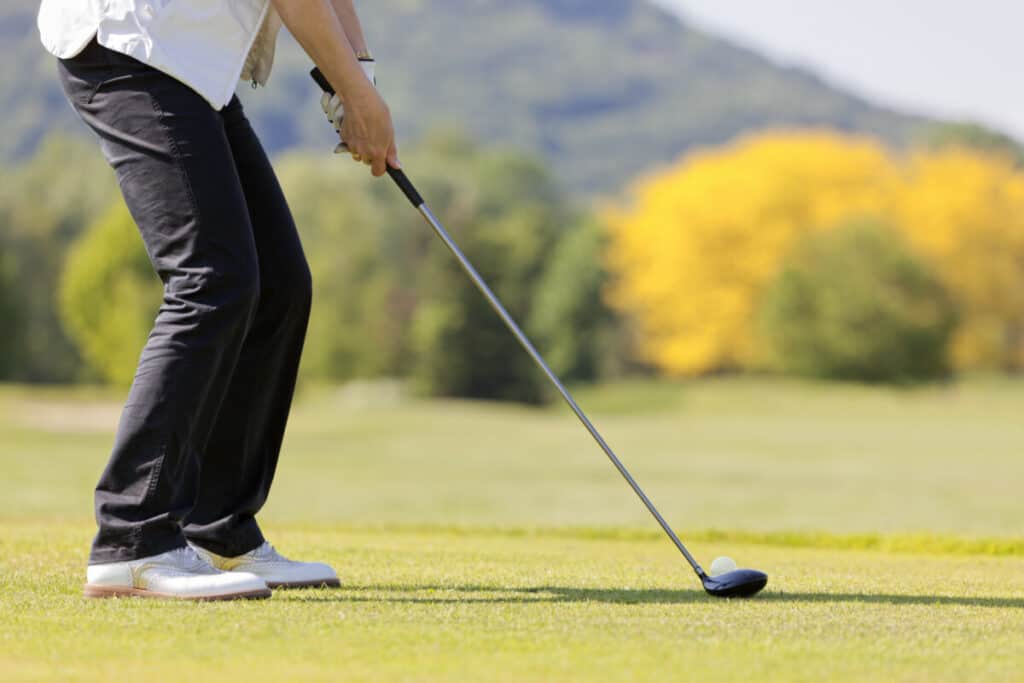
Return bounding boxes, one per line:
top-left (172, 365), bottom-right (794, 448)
top-left (215, 0), bottom-right (273, 109)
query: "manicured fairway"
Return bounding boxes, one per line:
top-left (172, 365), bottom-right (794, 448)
top-left (1, 378), bottom-right (1021, 534)
top-left (1, 523), bottom-right (1022, 682)
top-left (0, 379), bottom-right (1021, 681)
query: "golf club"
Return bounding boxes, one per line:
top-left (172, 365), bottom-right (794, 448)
top-left (311, 68), bottom-right (768, 598)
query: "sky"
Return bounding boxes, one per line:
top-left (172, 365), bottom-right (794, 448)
top-left (652, 0), bottom-right (1024, 140)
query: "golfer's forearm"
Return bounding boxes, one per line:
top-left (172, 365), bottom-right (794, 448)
top-left (271, 0), bottom-right (367, 99)
top-left (329, 0), bottom-right (370, 56)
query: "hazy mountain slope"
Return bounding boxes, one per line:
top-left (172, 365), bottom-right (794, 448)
top-left (3, 0), bottom-right (925, 195)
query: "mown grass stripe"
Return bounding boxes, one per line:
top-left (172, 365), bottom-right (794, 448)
top-left (3, 520), bottom-right (1021, 557)
top-left (282, 523), bottom-right (1024, 557)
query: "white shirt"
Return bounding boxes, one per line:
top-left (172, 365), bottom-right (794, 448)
top-left (38, 0), bottom-right (283, 110)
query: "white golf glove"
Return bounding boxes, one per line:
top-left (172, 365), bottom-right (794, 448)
top-left (320, 59), bottom-right (376, 147)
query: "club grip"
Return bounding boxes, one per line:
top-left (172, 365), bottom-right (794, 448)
top-left (310, 67), bottom-right (334, 95)
top-left (386, 167), bottom-right (424, 207)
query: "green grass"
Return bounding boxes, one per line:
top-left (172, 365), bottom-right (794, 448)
top-left (1, 378), bottom-right (1022, 681)
top-left (2, 523), bottom-right (1023, 682)
top-left (2, 377), bottom-right (1021, 535)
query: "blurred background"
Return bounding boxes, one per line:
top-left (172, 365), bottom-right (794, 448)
top-left (0, 0), bottom-right (1021, 539)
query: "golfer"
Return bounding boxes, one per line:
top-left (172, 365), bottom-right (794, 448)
top-left (38, 0), bottom-right (396, 600)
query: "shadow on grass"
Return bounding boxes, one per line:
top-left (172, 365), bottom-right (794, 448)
top-left (279, 584), bottom-right (1024, 609)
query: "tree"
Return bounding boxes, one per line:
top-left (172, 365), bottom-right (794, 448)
top-left (59, 203), bottom-right (160, 385)
top-left (407, 142), bottom-right (575, 403)
top-left (0, 135), bottom-right (118, 381)
top-left (529, 217), bottom-right (616, 381)
top-left (277, 132), bottom-right (613, 401)
top-left (895, 148), bottom-right (1024, 371)
top-left (411, 204), bottom-right (560, 404)
top-left (0, 236), bottom-right (21, 378)
top-left (760, 221), bottom-right (957, 383)
top-left (276, 155), bottom-right (415, 382)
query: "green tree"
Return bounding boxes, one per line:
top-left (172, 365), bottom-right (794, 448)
top-left (759, 221), bottom-right (958, 383)
top-left (0, 236), bottom-right (21, 378)
top-left (412, 206), bottom-right (560, 404)
top-left (0, 135), bottom-right (118, 381)
top-left (277, 154), bottom-right (419, 382)
top-left (407, 139), bottom-right (591, 403)
top-left (529, 218), bottom-right (616, 381)
top-left (59, 203), bottom-right (160, 385)
top-left (280, 132), bottom-right (610, 402)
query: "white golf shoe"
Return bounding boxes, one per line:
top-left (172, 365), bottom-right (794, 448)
top-left (84, 546), bottom-right (271, 600)
top-left (190, 541), bottom-right (340, 589)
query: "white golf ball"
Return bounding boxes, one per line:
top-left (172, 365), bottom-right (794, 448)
top-left (710, 556), bottom-right (737, 577)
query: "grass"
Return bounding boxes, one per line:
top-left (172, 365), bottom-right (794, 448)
top-left (3, 377), bottom-right (1021, 535)
top-left (1, 378), bottom-right (1022, 681)
top-left (2, 523), bottom-right (1023, 682)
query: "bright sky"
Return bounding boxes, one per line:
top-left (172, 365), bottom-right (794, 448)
top-left (653, 0), bottom-right (1024, 140)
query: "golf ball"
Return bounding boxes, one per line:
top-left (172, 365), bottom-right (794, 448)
top-left (710, 556), bottom-right (737, 577)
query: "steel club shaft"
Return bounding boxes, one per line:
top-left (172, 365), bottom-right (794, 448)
top-left (307, 66), bottom-right (707, 579)
top-left (392, 169), bottom-right (707, 580)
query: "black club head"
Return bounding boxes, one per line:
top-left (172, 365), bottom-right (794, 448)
top-left (701, 568), bottom-right (768, 598)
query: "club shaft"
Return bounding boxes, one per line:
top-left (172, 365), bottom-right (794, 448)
top-left (304, 68), bottom-right (707, 578)
top-left (414, 202), bottom-right (705, 578)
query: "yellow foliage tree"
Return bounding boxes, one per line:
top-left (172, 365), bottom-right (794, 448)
top-left (606, 131), bottom-right (1024, 375)
top-left (895, 149), bottom-right (1024, 370)
top-left (60, 203), bottom-right (159, 385)
top-left (605, 131), bottom-right (900, 375)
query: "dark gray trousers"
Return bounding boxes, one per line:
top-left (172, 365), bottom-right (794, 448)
top-left (59, 39), bottom-right (312, 564)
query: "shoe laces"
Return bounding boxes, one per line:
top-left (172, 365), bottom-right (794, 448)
top-left (247, 542), bottom-right (288, 563)
top-left (169, 546), bottom-right (218, 573)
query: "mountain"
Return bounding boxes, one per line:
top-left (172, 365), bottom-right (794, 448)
top-left (3, 0), bottom-right (926, 196)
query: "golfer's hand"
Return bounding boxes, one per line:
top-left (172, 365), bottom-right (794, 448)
top-left (320, 59), bottom-right (374, 133)
top-left (339, 80), bottom-right (399, 177)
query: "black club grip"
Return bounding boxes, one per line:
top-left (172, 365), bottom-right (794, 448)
top-left (386, 167), bottom-right (424, 207)
top-left (309, 68), bottom-right (424, 208)
top-left (310, 67), bottom-right (334, 95)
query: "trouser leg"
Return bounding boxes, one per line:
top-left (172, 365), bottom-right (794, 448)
top-left (184, 97), bottom-right (313, 557)
top-left (59, 41), bottom-right (262, 563)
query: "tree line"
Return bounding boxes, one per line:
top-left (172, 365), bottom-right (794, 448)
top-left (1, 125), bottom-right (1021, 401)
top-left (9, 132), bottom-right (616, 402)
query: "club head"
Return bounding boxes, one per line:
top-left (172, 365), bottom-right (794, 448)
top-left (701, 568), bottom-right (768, 598)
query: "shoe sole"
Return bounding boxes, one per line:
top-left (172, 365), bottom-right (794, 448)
top-left (83, 585), bottom-right (272, 601)
top-left (267, 578), bottom-right (341, 589)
